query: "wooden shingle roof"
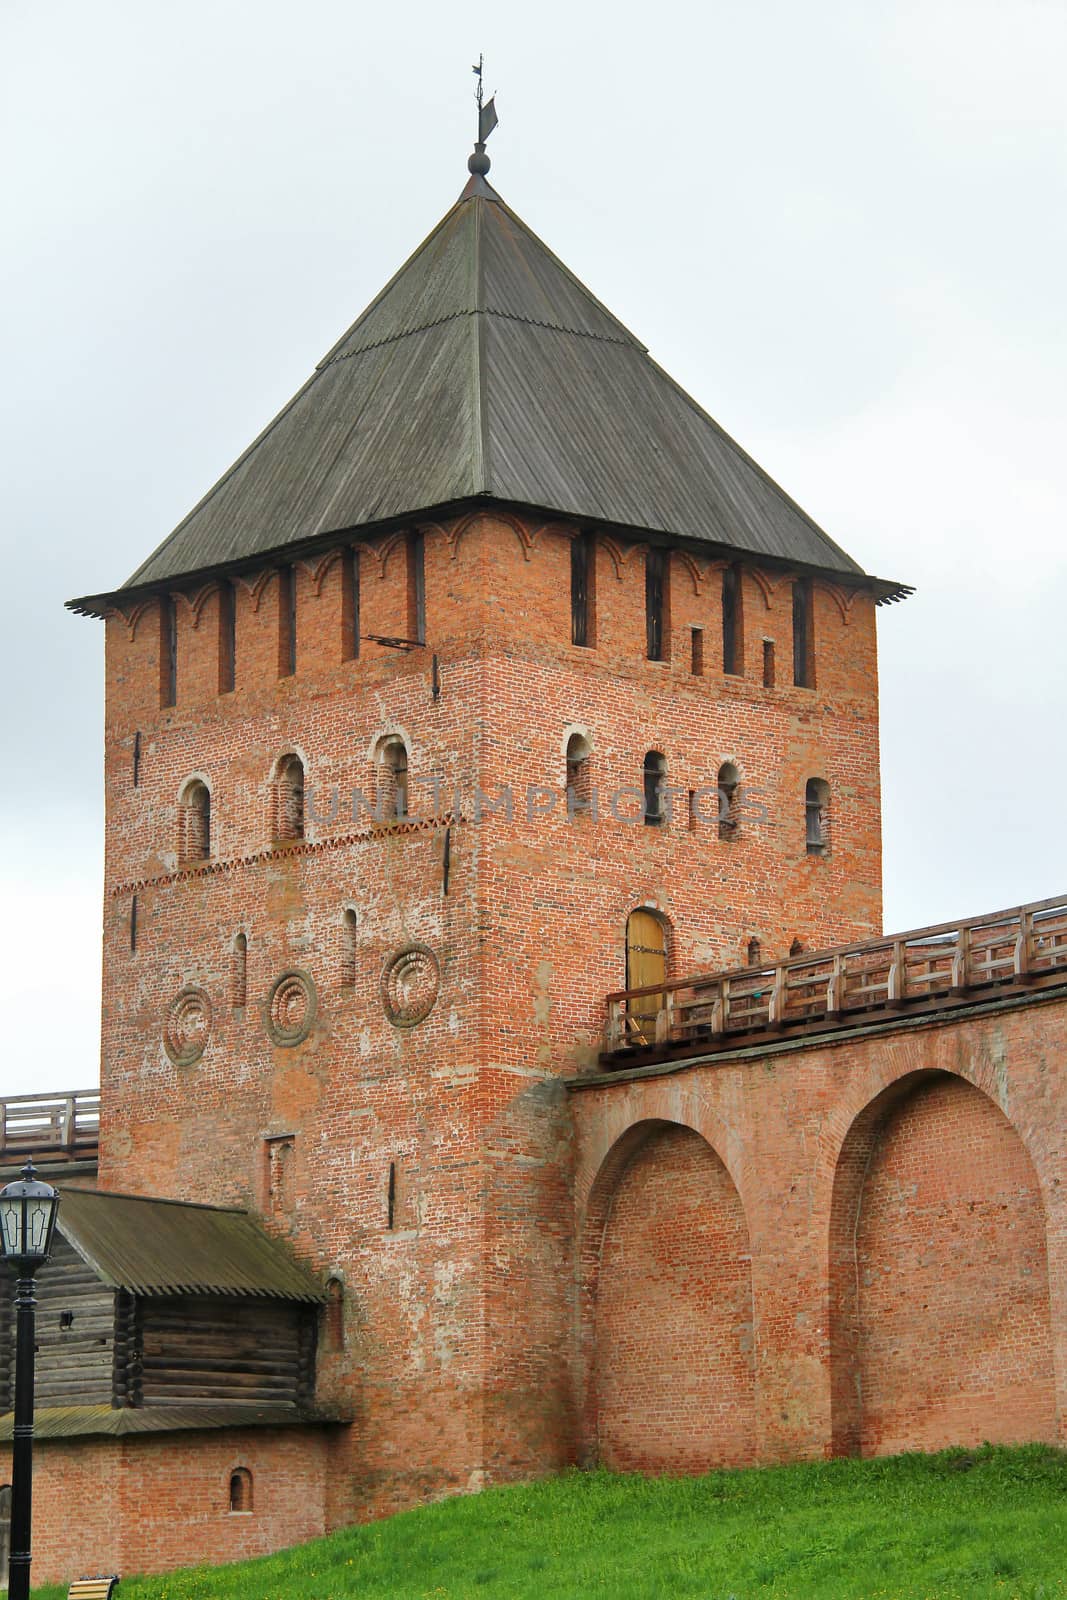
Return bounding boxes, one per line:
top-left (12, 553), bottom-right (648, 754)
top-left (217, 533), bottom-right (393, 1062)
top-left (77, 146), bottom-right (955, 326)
top-left (71, 168), bottom-right (910, 611)
top-left (57, 1188), bottom-right (325, 1301)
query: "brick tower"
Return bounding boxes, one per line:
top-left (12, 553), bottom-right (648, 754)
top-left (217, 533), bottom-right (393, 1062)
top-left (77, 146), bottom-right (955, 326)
top-left (61, 141), bottom-right (909, 1564)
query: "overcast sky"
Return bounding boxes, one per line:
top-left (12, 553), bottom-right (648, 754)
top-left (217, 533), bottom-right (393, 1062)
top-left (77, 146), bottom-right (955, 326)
top-left (2, 1), bottom-right (1065, 1095)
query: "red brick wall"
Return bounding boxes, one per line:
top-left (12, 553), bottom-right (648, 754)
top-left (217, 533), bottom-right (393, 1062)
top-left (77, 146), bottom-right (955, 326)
top-left (0, 1427), bottom-right (328, 1588)
top-left (92, 506), bottom-right (883, 1533)
top-left (572, 993), bottom-right (1067, 1470)
top-left (593, 1122), bottom-right (755, 1472)
top-left (830, 1073), bottom-right (1056, 1456)
top-left (59, 495), bottom-right (1067, 1574)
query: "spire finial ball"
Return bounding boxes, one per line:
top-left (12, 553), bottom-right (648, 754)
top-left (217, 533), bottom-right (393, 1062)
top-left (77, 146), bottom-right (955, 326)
top-left (468, 143), bottom-right (491, 176)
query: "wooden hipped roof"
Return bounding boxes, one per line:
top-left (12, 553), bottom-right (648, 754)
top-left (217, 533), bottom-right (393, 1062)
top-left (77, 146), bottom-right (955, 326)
top-left (71, 170), bottom-right (910, 612)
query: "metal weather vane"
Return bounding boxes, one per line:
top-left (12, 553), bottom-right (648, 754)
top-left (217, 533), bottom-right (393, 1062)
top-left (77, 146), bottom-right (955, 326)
top-left (470, 54), bottom-right (498, 171)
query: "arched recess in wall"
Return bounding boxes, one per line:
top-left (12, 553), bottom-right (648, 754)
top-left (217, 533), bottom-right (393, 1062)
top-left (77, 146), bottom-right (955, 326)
top-left (229, 1467), bottom-right (253, 1513)
top-left (828, 1070), bottom-right (1056, 1459)
top-left (587, 1119), bottom-right (755, 1474)
top-left (624, 908), bottom-right (668, 1045)
top-left (178, 778), bottom-right (211, 862)
top-left (374, 735), bottom-right (409, 820)
top-left (272, 753), bottom-right (305, 843)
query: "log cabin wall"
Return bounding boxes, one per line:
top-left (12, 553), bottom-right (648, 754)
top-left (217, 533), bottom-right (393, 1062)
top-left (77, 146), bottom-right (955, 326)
top-left (35, 1235), bottom-right (115, 1407)
top-left (137, 1295), bottom-right (314, 1406)
top-left (0, 1277), bottom-right (11, 1412)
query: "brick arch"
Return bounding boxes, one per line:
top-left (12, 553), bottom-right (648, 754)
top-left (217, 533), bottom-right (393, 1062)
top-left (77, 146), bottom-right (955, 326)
top-left (813, 1043), bottom-right (1055, 1216)
top-left (445, 509), bottom-right (539, 563)
top-left (828, 1067), bottom-right (1056, 1458)
top-left (578, 1112), bottom-right (755, 1473)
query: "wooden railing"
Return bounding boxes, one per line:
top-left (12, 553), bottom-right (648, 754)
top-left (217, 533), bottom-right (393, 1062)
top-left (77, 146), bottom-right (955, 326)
top-left (0, 1091), bottom-right (101, 1161)
top-left (603, 895), bottom-right (1067, 1062)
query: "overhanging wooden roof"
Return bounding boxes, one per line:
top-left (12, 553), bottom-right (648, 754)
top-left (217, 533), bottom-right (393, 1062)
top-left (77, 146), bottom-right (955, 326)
top-left (70, 168), bottom-right (910, 613)
top-left (57, 1188), bottom-right (324, 1302)
top-left (0, 1404), bottom-right (348, 1441)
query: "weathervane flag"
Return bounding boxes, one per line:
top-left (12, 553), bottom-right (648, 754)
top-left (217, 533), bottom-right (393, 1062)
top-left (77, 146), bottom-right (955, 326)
top-left (479, 95), bottom-right (498, 142)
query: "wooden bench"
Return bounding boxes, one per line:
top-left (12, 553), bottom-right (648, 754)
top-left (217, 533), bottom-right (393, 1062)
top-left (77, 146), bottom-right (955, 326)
top-left (68, 1580), bottom-right (119, 1600)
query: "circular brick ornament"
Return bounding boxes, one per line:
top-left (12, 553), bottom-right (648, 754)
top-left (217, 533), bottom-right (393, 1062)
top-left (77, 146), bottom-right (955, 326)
top-left (381, 943), bottom-right (440, 1027)
top-left (265, 969), bottom-right (318, 1047)
top-left (163, 987), bottom-right (212, 1066)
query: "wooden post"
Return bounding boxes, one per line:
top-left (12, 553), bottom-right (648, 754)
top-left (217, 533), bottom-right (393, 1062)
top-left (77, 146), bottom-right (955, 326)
top-left (769, 966), bottom-right (786, 1028)
top-left (887, 940), bottom-right (905, 1006)
top-left (1014, 911), bottom-right (1033, 981)
top-left (950, 926), bottom-right (970, 995)
top-left (711, 979), bottom-right (727, 1036)
top-left (606, 999), bottom-right (622, 1053)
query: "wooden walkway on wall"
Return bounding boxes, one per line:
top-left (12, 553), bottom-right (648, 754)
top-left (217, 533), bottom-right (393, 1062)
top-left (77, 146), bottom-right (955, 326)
top-left (603, 894), bottom-right (1067, 1067)
top-left (0, 1091), bottom-right (100, 1163)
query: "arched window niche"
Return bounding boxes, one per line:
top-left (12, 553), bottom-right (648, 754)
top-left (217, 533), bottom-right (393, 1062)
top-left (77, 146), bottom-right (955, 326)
top-left (229, 1467), bottom-right (253, 1514)
top-left (272, 754), bottom-right (305, 843)
top-left (178, 778), bottom-right (211, 863)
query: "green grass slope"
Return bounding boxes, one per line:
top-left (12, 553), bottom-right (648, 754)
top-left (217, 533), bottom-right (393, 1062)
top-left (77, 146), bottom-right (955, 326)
top-left (34, 1445), bottom-right (1067, 1600)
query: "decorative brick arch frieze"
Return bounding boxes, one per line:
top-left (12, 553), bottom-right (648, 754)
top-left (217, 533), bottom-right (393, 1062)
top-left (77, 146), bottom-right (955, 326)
top-left (673, 550), bottom-right (707, 596)
top-left (111, 597), bottom-right (157, 642)
top-left (597, 535), bottom-right (644, 581)
top-left (236, 567), bottom-right (278, 614)
top-left (443, 509), bottom-right (550, 564)
top-left (188, 583), bottom-right (220, 629)
top-left (822, 582), bottom-right (861, 627)
top-left (308, 546), bottom-right (347, 595)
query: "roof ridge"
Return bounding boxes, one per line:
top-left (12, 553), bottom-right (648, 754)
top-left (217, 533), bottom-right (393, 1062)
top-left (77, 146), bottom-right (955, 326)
top-left (323, 305), bottom-right (635, 366)
top-left (65, 1187), bottom-right (246, 1215)
top-left (472, 199), bottom-right (490, 492)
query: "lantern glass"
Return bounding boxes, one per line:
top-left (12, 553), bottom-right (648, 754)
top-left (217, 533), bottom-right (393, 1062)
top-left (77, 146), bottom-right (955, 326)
top-left (0, 1165), bottom-right (59, 1267)
top-left (0, 1199), bottom-right (23, 1258)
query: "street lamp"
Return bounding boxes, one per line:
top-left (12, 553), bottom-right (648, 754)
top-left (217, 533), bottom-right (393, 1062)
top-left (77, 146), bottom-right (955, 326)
top-left (0, 1162), bottom-right (59, 1600)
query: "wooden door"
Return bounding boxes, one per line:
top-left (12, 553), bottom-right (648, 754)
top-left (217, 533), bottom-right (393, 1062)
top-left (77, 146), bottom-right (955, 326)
top-left (626, 910), bottom-right (666, 1042)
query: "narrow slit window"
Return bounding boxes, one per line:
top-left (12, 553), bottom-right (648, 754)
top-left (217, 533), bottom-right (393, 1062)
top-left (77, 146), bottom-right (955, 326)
top-left (325, 1278), bottom-right (345, 1351)
top-left (278, 566), bottom-right (296, 678)
top-left (793, 579), bottom-right (814, 687)
top-left (805, 777), bottom-right (830, 855)
top-left (645, 549), bottom-right (669, 661)
top-left (762, 639), bottom-right (775, 688)
top-left (341, 909), bottom-right (357, 987)
top-left (231, 933), bottom-right (247, 1008)
top-left (229, 1469), bottom-right (253, 1514)
top-left (159, 595), bottom-right (177, 708)
top-left (387, 1161), bottom-right (397, 1229)
top-left (408, 531), bottom-right (426, 645)
top-left (571, 532), bottom-right (596, 647)
top-left (342, 548), bottom-right (360, 662)
top-left (722, 566), bottom-right (743, 676)
top-left (643, 751), bottom-right (667, 827)
top-left (690, 627), bottom-right (704, 676)
top-left (717, 761), bottom-right (740, 841)
top-left (218, 581), bottom-right (236, 694)
top-left (130, 894), bottom-right (138, 952)
top-left (566, 733), bottom-right (592, 815)
top-left (132, 731), bottom-right (141, 787)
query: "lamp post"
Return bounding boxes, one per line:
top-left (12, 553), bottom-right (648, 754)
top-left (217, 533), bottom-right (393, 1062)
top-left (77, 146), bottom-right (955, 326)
top-left (0, 1162), bottom-right (59, 1600)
